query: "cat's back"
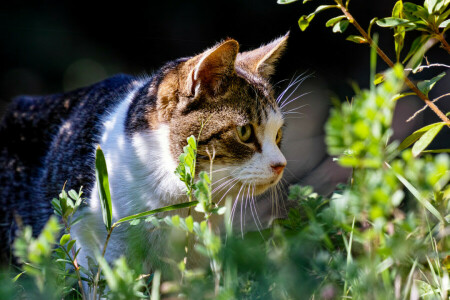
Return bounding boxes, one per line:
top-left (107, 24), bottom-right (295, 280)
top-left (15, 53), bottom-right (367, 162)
top-left (0, 74), bottom-right (139, 261)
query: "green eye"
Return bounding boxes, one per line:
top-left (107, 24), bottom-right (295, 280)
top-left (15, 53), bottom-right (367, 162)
top-left (276, 128), bottom-right (282, 144)
top-left (236, 124), bottom-right (253, 143)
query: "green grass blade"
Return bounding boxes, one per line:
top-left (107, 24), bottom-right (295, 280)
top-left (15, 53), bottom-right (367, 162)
top-left (114, 201), bottom-right (199, 225)
top-left (95, 146), bottom-right (113, 231)
top-left (387, 163), bottom-right (445, 223)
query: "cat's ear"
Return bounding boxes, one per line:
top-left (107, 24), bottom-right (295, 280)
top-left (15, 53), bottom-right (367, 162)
top-left (237, 32), bottom-right (289, 78)
top-left (187, 39), bottom-right (239, 96)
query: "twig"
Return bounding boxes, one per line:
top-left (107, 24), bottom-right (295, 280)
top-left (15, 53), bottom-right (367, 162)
top-left (436, 33), bottom-right (450, 55)
top-left (92, 225), bottom-right (115, 300)
top-left (407, 93), bottom-right (450, 122)
top-left (63, 220), bottom-right (86, 300)
top-left (334, 0), bottom-right (450, 126)
top-left (405, 63), bottom-right (450, 72)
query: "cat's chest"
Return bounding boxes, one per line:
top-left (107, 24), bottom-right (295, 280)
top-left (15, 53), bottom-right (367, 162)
top-left (88, 83), bottom-right (185, 218)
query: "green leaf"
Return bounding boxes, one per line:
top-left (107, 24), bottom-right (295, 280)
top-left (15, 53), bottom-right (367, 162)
top-left (186, 215), bottom-right (194, 232)
top-left (399, 122), bottom-right (445, 150)
top-left (68, 190), bottom-right (78, 201)
top-left (346, 35), bottom-right (367, 44)
top-left (326, 15), bottom-right (346, 27)
top-left (387, 163), bottom-right (445, 223)
top-left (412, 123), bottom-right (445, 156)
top-left (374, 73), bottom-right (385, 85)
top-left (277, 0), bottom-right (298, 4)
top-left (392, 1), bottom-right (404, 18)
top-left (424, 0), bottom-right (439, 14)
top-left (60, 234), bottom-right (71, 246)
top-left (67, 240), bottom-right (76, 252)
top-left (403, 2), bottom-right (430, 22)
top-left (403, 35), bottom-right (431, 64)
top-left (333, 20), bottom-right (350, 33)
top-left (114, 201), bottom-right (199, 225)
top-left (417, 72), bottom-right (446, 96)
top-left (376, 17), bottom-right (412, 27)
top-left (12, 271), bottom-right (26, 282)
top-left (439, 19), bottom-right (450, 27)
top-left (391, 92), bottom-right (415, 101)
top-left (298, 14), bottom-right (315, 31)
top-left (313, 5), bottom-right (337, 14)
top-left (95, 146), bottom-right (113, 231)
top-left (422, 149), bottom-right (450, 153)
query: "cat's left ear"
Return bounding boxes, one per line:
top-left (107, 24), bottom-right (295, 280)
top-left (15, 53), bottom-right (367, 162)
top-left (187, 39), bottom-right (239, 97)
top-left (237, 32), bottom-right (289, 78)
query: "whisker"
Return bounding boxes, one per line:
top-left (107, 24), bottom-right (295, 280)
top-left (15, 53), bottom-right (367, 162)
top-left (212, 177), bottom-right (237, 195)
top-left (280, 92), bottom-right (312, 109)
top-left (276, 74), bottom-right (306, 104)
top-left (282, 104), bottom-right (308, 113)
top-left (211, 175), bottom-right (233, 187)
top-left (231, 183), bottom-right (245, 228)
top-left (216, 178), bottom-right (240, 205)
top-left (279, 74), bottom-right (311, 107)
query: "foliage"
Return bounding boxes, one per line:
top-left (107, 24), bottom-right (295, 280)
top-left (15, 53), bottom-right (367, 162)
top-left (1, 1), bottom-right (450, 299)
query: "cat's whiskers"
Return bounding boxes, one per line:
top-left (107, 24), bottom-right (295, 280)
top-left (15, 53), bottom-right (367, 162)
top-left (215, 177), bottom-right (240, 205)
top-left (280, 92), bottom-right (311, 110)
top-left (230, 183), bottom-right (246, 229)
top-left (279, 74), bottom-right (311, 107)
top-left (250, 183), bottom-right (264, 237)
top-left (276, 72), bottom-right (309, 105)
top-left (240, 184), bottom-right (251, 238)
top-left (211, 175), bottom-right (233, 187)
top-left (212, 176), bottom-right (235, 194)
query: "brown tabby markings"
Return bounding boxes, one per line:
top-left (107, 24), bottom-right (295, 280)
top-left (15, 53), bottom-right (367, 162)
top-left (145, 35), bottom-right (288, 171)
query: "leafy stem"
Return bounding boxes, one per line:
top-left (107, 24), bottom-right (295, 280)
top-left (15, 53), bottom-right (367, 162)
top-left (334, 0), bottom-right (450, 126)
top-left (436, 32), bottom-right (450, 54)
top-left (62, 219), bottom-right (86, 300)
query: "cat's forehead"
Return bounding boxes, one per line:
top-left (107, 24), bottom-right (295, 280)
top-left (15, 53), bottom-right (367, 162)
top-left (231, 67), bottom-right (280, 124)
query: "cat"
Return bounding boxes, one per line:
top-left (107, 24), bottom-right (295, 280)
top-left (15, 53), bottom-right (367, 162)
top-left (0, 33), bottom-right (289, 272)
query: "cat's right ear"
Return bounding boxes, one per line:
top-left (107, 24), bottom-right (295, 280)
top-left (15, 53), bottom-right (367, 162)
top-left (186, 39), bottom-right (239, 97)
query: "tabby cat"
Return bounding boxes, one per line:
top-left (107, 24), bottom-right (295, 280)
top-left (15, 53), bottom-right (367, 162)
top-left (0, 34), bottom-right (289, 271)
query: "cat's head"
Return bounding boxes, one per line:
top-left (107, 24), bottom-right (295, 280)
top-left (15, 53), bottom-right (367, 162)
top-left (155, 34), bottom-right (289, 197)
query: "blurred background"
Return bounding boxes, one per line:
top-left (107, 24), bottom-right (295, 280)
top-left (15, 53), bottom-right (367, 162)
top-left (1, 0), bottom-right (449, 200)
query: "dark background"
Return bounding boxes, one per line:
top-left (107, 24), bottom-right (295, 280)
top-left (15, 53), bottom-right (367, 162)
top-left (1, 0), bottom-right (449, 196)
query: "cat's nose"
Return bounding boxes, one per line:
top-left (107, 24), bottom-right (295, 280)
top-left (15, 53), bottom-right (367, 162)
top-left (271, 163), bottom-right (286, 175)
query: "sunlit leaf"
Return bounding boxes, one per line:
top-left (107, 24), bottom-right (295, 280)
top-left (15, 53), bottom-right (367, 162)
top-left (399, 122), bottom-right (445, 150)
top-left (59, 234), bottom-right (71, 246)
top-left (412, 123), bottom-right (445, 156)
top-left (376, 17), bottom-right (412, 27)
top-left (95, 146), bottom-right (113, 231)
top-left (333, 20), bottom-right (350, 33)
top-left (277, 0), bottom-right (298, 4)
top-left (391, 92), bottom-right (415, 101)
top-left (114, 201), bottom-right (199, 225)
top-left (298, 14), bottom-right (315, 31)
top-left (346, 35), bottom-right (367, 44)
top-left (326, 15), bottom-right (346, 27)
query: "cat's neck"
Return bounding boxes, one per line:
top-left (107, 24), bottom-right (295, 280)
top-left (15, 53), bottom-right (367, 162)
top-left (89, 78), bottom-right (186, 219)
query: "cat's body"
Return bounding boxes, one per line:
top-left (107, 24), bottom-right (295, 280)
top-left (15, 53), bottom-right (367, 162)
top-left (0, 35), bottom-right (289, 272)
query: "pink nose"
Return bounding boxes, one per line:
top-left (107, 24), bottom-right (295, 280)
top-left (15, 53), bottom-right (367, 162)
top-left (271, 163), bottom-right (286, 175)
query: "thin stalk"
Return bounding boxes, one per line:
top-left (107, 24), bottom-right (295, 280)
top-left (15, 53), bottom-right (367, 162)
top-left (335, 0), bottom-right (450, 126)
top-left (63, 220), bottom-right (86, 300)
top-left (92, 225), bottom-right (115, 300)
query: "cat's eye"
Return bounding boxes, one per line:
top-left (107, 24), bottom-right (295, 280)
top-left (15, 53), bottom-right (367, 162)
top-left (276, 128), bottom-right (282, 144)
top-left (236, 124), bottom-right (253, 143)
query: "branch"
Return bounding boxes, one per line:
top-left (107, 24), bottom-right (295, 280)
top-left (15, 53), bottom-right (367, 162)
top-left (334, 1), bottom-right (450, 126)
top-left (407, 93), bottom-right (450, 122)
